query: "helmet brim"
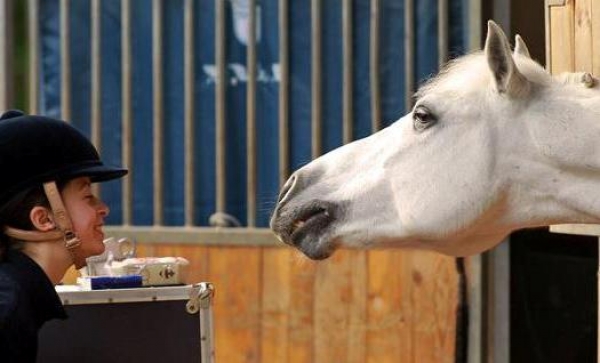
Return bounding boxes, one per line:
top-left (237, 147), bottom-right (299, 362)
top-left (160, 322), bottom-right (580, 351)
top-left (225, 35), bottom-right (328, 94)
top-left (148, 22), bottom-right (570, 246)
top-left (65, 165), bottom-right (128, 183)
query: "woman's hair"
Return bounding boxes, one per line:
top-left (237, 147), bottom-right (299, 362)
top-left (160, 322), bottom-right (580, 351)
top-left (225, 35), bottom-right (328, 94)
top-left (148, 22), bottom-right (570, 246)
top-left (0, 180), bottom-right (68, 256)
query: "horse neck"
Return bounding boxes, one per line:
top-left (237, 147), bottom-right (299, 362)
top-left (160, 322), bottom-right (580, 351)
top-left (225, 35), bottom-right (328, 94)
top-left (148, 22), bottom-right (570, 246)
top-left (506, 90), bottom-right (600, 225)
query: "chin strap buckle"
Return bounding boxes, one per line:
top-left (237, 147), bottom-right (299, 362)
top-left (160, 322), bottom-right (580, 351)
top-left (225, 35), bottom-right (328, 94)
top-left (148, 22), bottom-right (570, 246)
top-left (63, 230), bottom-right (81, 250)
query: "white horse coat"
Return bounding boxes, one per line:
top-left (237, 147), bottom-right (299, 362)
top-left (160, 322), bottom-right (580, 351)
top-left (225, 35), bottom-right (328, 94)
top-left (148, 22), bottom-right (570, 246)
top-left (270, 21), bottom-right (600, 260)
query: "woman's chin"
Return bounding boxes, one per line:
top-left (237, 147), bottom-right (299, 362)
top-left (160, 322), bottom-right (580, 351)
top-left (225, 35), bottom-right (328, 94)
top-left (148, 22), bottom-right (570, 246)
top-left (85, 241), bottom-right (106, 258)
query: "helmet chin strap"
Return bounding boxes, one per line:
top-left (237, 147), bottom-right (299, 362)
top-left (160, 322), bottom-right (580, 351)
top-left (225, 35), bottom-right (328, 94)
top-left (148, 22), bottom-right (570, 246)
top-left (42, 182), bottom-right (86, 268)
top-left (3, 181), bottom-right (86, 268)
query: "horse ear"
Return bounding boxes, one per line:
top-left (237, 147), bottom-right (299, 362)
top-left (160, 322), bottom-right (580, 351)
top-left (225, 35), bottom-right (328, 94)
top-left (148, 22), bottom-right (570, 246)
top-left (513, 34), bottom-right (531, 58)
top-left (484, 20), bottom-right (529, 97)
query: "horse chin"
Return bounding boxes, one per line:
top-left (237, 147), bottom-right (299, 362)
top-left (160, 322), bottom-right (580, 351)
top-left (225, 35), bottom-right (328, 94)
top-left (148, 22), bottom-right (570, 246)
top-left (271, 200), bottom-right (345, 260)
top-left (296, 237), bottom-right (340, 260)
top-left (289, 219), bottom-right (340, 260)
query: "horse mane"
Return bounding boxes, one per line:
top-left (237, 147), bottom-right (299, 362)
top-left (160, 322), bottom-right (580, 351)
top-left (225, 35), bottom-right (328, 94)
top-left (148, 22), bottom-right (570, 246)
top-left (415, 51), bottom-right (553, 101)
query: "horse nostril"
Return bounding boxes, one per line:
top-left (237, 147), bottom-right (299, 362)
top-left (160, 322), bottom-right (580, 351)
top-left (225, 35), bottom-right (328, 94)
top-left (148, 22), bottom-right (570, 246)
top-left (278, 173), bottom-right (299, 205)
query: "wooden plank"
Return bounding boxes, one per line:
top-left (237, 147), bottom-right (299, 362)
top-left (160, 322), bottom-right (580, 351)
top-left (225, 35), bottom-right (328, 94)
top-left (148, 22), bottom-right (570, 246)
top-left (261, 248), bottom-right (292, 363)
top-left (208, 247), bottom-right (262, 363)
top-left (574, 0), bottom-right (593, 72)
top-left (549, 1), bottom-right (575, 73)
top-left (592, 0), bottom-right (600, 75)
top-left (314, 252), bottom-right (348, 363)
top-left (134, 243), bottom-right (156, 258)
top-left (550, 224), bottom-right (600, 236)
top-left (347, 251), bottom-right (367, 362)
top-left (287, 251), bottom-right (317, 363)
top-left (409, 251), bottom-right (458, 363)
top-left (366, 250), bottom-right (412, 363)
top-left (314, 250), bottom-right (367, 363)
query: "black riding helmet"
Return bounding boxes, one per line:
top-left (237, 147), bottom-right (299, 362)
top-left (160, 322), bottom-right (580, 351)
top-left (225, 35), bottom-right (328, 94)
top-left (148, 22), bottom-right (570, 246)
top-left (0, 110), bottom-right (127, 207)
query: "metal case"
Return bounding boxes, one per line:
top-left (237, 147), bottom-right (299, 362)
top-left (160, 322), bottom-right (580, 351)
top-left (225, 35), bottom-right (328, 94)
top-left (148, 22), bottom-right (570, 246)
top-left (38, 282), bottom-right (215, 363)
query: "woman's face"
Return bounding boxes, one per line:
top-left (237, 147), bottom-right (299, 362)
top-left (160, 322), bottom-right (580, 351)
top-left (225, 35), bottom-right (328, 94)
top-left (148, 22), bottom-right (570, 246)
top-left (61, 177), bottom-right (109, 258)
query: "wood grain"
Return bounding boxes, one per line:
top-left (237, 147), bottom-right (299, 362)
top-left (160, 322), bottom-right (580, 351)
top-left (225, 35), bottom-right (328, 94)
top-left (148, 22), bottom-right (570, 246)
top-left (261, 248), bottom-right (291, 363)
top-left (592, 0), bottom-right (600, 75)
top-left (574, 0), bottom-right (593, 72)
top-left (549, 1), bottom-right (575, 73)
top-left (287, 250), bottom-right (317, 363)
top-left (367, 250), bottom-right (412, 363)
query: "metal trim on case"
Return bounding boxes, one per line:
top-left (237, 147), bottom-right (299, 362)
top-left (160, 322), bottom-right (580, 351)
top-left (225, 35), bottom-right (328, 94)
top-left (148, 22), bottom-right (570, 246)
top-left (194, 282), bottom-right (216, 363)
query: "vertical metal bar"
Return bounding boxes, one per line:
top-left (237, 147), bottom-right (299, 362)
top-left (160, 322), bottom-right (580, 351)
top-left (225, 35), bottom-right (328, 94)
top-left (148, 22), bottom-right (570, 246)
top-left (184, 0), bottom-right (195, 226)
top-left (468, 255), bottom-right (486, 363)
top-left (152, 0), bottom-right (164, 225)
top-left (369, 0), bottom-right (381, 133)
top-left (121, 0), bottom-right (133, 225)
top-left (437, 0), bottom-right (448, 67)
top-left (311, 0), bottom-right (322, 158)
top-left (28, 0), bottom-right (40, 114)
top-left (91, 0), bottom-right (102, 197)
top-left (404, 0), bottom-right (415, 112)
top-left (487, 242), bottom-right (511, 363)
top-left (466, 2), bottom-right (484, 363)
top-left (342, 0), bottom-right (353, 144)
top-left (60, 0), bottom-right (71, 120)
top-left (0, 0), bottom-right (13, 112)
top-left (215, 0), bottom-right (226, 214)
top-left (246, 0), bottom-right (257, 227)
top-left (468, 0), bottom-right (482, 52)
top-left (91, 0), bottom-right (101, 148)
top-left (278, 0), bottom-right (290, 186)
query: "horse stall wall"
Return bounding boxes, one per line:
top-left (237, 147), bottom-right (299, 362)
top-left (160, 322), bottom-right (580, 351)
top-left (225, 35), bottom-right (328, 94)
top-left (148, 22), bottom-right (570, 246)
top-left (0, 1), bottom-right (476, 362)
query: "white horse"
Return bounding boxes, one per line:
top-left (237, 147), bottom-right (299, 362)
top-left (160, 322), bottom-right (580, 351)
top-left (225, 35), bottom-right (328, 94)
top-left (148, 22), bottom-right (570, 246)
top-left (270, 20), bottom-right (600, 260)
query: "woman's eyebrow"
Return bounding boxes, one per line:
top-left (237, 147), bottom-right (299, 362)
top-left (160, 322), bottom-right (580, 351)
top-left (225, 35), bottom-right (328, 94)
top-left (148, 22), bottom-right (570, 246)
top-left (78, 179), bottom-right (92, 191)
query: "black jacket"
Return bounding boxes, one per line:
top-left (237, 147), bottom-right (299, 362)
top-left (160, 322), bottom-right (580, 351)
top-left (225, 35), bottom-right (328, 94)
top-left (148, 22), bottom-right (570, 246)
top-left (0, 249), bottom-right (66, 363)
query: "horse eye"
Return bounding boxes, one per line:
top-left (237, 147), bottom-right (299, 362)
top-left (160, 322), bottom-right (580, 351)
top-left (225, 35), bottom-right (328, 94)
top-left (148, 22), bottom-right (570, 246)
top-left (412, 105), bottom-right (436, 131)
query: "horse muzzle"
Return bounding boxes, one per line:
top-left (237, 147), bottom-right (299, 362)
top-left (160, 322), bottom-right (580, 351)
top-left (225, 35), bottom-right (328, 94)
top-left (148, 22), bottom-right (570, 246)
top-left (270, 174), bottom-right (342, 260)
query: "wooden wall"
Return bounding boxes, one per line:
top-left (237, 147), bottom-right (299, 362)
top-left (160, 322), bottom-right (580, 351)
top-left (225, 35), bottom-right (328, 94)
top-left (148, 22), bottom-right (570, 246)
top-left (132, 244), bottom-right (459, 363)
top-left (546, 0), bottom-right (600, 75)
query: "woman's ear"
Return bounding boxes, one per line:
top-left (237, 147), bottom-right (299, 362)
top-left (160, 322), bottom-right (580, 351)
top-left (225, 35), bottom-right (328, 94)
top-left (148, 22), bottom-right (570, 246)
top-left (29, 206), bottom-right (55, 232)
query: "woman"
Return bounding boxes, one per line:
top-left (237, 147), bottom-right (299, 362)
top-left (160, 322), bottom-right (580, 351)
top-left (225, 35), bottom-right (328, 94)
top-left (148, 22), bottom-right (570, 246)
top-left (0, 110), bottom-right (127, 362)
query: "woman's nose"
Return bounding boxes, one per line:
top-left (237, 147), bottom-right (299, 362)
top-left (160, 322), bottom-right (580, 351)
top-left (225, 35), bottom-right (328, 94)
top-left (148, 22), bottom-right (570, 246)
top-left (98, 200), bottom-right (110, 217)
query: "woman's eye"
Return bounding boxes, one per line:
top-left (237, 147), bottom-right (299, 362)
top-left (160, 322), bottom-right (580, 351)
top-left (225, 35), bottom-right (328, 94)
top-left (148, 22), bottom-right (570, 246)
top-left (413, 105), bottom-right (437, 131)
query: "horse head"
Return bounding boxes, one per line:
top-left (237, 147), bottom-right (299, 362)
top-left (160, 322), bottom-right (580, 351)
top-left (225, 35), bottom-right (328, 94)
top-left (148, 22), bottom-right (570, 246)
top-left (270, 21), bottom-right (600, 260)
